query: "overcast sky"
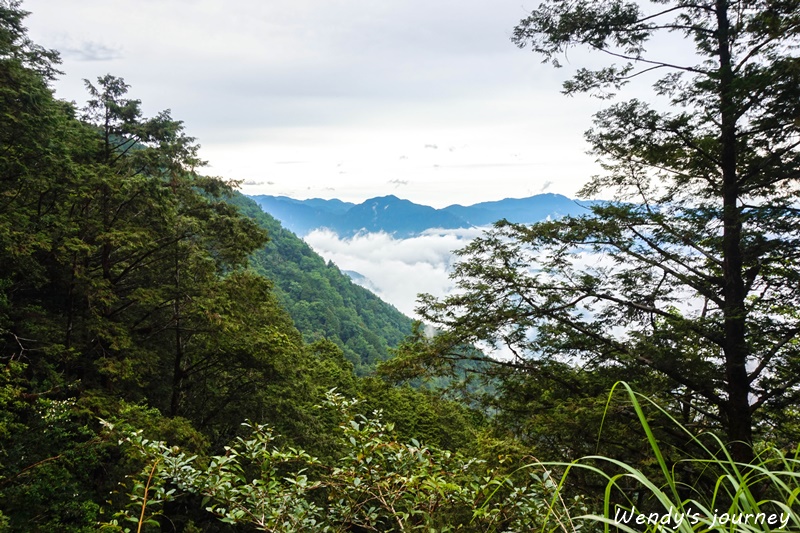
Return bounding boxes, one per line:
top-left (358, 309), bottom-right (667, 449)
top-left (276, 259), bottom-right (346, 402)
top-left (23, 0), bottom-right (617, 207)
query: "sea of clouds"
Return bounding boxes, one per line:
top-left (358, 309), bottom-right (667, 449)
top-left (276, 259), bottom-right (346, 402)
top-left (303, 226), bottom-right (488, 317)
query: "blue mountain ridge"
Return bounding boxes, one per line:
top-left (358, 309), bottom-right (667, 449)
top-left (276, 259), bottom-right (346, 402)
top-left (248, 193), bottom-right (595, 238)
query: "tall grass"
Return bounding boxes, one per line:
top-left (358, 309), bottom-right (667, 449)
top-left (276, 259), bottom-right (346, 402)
top-left (542, 382), bottom-right (800, 532)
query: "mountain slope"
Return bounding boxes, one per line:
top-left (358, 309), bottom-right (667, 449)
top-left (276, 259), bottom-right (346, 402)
top-left (230, 193), bottom-right (414, 374)
top-left (248, 195), bottom-right (353, 236)
top-left (338, 195), bottom-right (467, 236)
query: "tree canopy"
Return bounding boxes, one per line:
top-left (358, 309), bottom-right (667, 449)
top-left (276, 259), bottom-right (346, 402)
top-left (393, 0), bottom-right (800, 464)
top-left (0, 3), bottom-right (484, 528)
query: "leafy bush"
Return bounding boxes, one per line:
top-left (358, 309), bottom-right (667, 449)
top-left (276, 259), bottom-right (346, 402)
top-left (104, 391), bottom-right (584, 532)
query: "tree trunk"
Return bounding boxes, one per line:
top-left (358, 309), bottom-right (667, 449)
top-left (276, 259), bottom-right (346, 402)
top-left (170, 239), bottom-right (184, 418)
top-left (716, 0), bottom-right (754, 464)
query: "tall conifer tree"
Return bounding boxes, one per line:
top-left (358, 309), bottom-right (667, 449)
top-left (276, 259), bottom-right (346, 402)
top-left (406, 0), bottom-right (800, 463)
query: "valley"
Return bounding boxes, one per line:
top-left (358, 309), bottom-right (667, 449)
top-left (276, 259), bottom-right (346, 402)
top-left (250, 193), bottom-right (594, 316)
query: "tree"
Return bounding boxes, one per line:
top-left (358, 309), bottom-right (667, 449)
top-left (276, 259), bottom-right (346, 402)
top-left (1, 3), bottom-right (444, 528)
top-left (400, 0), bottom-right (800, 464)
top-left (0, 5), bottom-right (321, 522)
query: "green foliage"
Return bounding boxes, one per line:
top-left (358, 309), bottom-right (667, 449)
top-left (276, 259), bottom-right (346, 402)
top-left (526, 383), bottom-right (800, 532)
top-left (356, 376), bottom-right (482, 453)
top-left (109, 391), bottom-right (584, 532)
top-left (0, 3), bottom-right (391, 529)
top-left (0, 388), bottom-right (110, 531)
top-left (386, 322), bottom-right (676, 474)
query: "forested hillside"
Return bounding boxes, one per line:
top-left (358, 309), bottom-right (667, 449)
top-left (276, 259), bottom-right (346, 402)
top-left (0, 4), bottom-right (482, 530)
top-left (230, 194), bottom-right (413, 374)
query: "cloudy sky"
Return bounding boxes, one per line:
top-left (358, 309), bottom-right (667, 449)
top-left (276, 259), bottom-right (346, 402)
top-left (23, 0), bottom-right (616, 208)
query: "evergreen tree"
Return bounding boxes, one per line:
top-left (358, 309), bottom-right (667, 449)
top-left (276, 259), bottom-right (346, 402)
top-left (0, 4), bottom-right (358, 527)
top-left (400, 0), bottom-right (800, 463)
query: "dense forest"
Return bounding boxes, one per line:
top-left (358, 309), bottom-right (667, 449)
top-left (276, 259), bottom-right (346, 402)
top-left (0, 3), bottom-right (480, 530)
top-left (2, 0), bottom-right (800, 531)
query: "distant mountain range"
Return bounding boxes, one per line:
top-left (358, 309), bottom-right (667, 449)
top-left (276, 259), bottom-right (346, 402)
top-left (248, 193), bottom-right (595, 237)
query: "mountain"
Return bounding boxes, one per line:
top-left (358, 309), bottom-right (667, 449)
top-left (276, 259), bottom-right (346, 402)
top-left (248, 195), bottom-right (355, 236)
top-left (229, 193), bottom-right (414, 374)
top-left (337, 195), bottom-right (466, 235)
top-left (249, 193), bottom-right (594, 237)
top-left (443, 193), bottom-right (590, 226)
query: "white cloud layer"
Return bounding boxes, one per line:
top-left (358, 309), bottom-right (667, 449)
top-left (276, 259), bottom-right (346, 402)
top-left (304, 228), bottom-right (486, 317)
